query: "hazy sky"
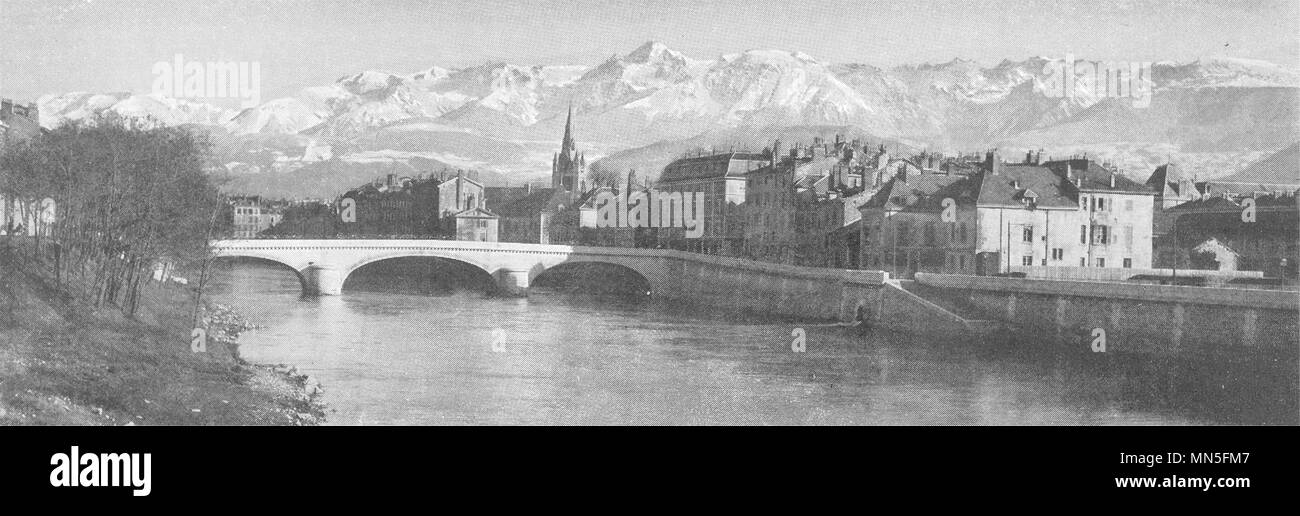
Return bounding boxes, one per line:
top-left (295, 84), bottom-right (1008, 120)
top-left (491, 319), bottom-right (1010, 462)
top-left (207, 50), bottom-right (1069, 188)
top-left (2, 0), bottom-right (1296, 103)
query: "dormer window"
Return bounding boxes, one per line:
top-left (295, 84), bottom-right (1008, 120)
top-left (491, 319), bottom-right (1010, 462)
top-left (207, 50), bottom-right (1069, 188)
top-left (1021, 189), bottom-right (1039, 209)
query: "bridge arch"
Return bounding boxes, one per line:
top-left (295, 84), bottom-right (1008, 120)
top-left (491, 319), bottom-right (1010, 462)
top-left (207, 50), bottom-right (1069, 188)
top-left (531, 260), bottom-right (654, 296)
top-left (532, 252), bottom-right (674, 298)
top-left (211, 254), bottom-right (310, 294)
top-left (340, 253), bottom-right (498, 294)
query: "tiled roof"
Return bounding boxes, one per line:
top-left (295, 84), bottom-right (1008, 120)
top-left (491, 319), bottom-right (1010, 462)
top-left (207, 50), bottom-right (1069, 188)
top-left (1041, 158), bottom-right (1152, 194)
top-left (1168, 193), bottom-right (1298, 212)
top-left (1199, 181), bottom-right (1300, 197)
top-left (490, 188), bottom-right (565, 217)
top-left (977, 165), bottom-right (1079, 208)
top-left (865, 172), bottom-right (979, 212)
top-left (659, 152), bottom-right (770, 182)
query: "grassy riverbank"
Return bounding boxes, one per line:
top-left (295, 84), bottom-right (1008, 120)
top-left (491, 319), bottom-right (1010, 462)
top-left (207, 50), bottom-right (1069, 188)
top-left (0, 253), bottom-right (326, 426)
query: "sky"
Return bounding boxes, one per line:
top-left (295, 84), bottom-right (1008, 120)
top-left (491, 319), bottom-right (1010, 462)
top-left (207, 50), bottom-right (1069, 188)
top-left (1, 0), bottom-right (1297, 104)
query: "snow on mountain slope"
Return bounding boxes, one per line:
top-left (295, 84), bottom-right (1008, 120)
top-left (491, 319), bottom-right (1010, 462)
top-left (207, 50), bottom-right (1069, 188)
top-left (33, 41), bottom-right (1299, 196)
top-left (38, 92), bottom-right (237, 128)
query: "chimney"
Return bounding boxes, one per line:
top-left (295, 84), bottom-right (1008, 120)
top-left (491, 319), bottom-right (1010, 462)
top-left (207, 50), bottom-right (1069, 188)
top-left (985, 149), bottom-right (1002, 176)
top-left (1110, 171), bottom-right (1116, 188)
top-left (1066, 162), bottom-right (1072, 179)
top-left (771, 139), bottom-right (782, 166)
top-left (387, 174), bottom-right (395, 188)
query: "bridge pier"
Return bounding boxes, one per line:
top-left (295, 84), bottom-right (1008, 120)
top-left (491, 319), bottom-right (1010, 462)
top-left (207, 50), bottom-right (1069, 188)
top-left (304, 264), bottom-right (344, 296)
top-left (496, 268), bottom-right (530, 297)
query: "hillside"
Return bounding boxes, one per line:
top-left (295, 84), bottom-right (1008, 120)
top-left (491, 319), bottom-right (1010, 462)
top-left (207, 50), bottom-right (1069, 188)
top-left (0, 243), bottom-right (325, 425)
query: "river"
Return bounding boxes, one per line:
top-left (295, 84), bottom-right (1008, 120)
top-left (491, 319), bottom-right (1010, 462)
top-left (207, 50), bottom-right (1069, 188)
top-left (207, 258), bottom-right (1297, 425)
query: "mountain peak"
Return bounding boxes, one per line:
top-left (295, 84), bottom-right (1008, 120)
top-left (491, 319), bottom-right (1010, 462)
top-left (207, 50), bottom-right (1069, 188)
top-left (625, 41), bottom-right (684, 63)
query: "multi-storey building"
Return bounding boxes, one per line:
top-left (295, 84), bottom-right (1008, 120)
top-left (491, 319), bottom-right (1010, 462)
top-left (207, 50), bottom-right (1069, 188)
top-left (744, 137), bottom-right (902, 266)
top-left (1, 98), bottom-right (40, 152)
top-left (339, 171), bottom-right (492, 239)
top-left (1163, 193), bottom-right (1298, 279)
top-left (655, 151), bottom-right (770, 254)
top-left (859, 151), bottom-right (1157, 277)
top-left (229, 196), bottom-right (283, 238)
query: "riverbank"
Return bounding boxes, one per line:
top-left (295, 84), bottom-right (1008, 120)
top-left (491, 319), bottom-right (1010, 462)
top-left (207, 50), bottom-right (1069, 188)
top-left (0, 255), bottom-right (326, 425)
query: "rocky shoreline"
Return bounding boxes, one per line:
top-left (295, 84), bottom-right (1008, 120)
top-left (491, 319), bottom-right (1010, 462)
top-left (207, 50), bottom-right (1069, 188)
top-left (203, 303), bottom-right (328, 426)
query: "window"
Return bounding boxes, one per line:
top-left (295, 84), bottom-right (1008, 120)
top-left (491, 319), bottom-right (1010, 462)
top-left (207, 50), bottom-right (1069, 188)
top-left (1052, 248), bottom-right (1064, 260)
top-left (1097, 197), bottom-right (1106, 211)
top-left (1123, 258), bottom-right (1132, 268)
top-left (1080, 225), bottom-right (1087, 244)
top-left (1080, 196), bottom-right (1088, 210)
top-left (1022, 226), bottom-right (1034, 242)
top-left (959, 223), bottom-right (967, 243)
top-left (959, 255), bottom-right (966, 269)
top-left (1124, 225), bottom-right (1133, 249)
top-left (1125, 199), bottom-right (1133, 211)
top-left (1081, 257), bottom-right (1087, 267)
top-left (897, 223), bottom-right (910, 245)
top-left (1095, 258), bottom-right (1106, 268)
top-left (1091, 225), bottom-right (1109, 245)
top-left (925, 224), bottom-right (936, 246)
top-left (1022, 256), bottom-right (1034, 266)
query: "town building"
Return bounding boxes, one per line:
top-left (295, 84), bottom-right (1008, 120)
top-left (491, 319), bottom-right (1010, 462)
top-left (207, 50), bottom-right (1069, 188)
top-left (655, 151), bottom-right (770, 254)
top-left (1, 98), bottom-right (40, 151)
top-left (487, 107), bottom-right (598, 244)
top-left (229, 196), bottom-right (283, 238)
top-left (490, 187), bottom-right (569, 244)
top-left (859, 150), bottom-right (1157, 278)
top-left (0, 99), bottom-right (49, 237)
top-left (337, 171), bottom-right (493, 240)
top-left (744, 137), bottom-right (913, 266)
top-left (453, 207), bottom-right (499, 242)
top-left (1161, 193), bottom-right (1297, 279)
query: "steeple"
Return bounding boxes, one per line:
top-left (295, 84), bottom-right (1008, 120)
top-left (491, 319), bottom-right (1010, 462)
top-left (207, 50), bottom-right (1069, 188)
top-left (551, 102), bottom-right (583, 192)
top-left (561, 103), bottom-right (575, 157)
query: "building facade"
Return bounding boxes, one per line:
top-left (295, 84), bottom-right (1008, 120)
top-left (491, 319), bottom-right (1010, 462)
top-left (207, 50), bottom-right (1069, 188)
top-left (230, 196), bottom-right (283, 238)
top-left (655, 151), bottom-right (769, 255)
top-left (860, 151), bottom-right (1157, 278)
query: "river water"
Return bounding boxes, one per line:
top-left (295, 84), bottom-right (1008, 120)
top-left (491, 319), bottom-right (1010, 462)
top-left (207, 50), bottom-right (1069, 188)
top-left (207, 259), bottom-right (1297, 425)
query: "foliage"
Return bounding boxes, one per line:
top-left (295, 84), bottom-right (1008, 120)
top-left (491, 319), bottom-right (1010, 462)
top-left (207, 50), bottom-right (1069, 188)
top-left (0, 113), bottom-right (225, 317)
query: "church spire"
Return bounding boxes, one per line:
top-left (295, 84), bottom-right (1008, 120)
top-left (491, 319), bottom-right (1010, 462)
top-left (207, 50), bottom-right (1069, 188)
top-left (561, 102), bottom-right (575, 158)
top-left (552, 102), bottom-right (582, 191)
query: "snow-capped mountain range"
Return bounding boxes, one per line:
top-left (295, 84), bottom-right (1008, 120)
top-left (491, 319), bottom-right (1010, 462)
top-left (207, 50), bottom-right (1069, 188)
top-left (35, 41), bottom-right (1300, 197)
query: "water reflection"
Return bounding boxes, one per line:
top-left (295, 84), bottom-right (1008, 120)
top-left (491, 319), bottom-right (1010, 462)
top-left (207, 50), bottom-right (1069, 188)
top-left (206, 260), bottom-right (1297, 425)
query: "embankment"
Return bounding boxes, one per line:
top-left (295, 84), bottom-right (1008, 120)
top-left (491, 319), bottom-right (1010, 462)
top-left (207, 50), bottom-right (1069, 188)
top-left (0, 252), bottom-right (326, 426)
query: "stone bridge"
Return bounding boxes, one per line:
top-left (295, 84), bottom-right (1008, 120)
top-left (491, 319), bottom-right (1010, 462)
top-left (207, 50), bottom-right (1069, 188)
top-left (208, 239), bottom-right (896, 326)
top-left (210, 239), bottom-right (684, 296)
